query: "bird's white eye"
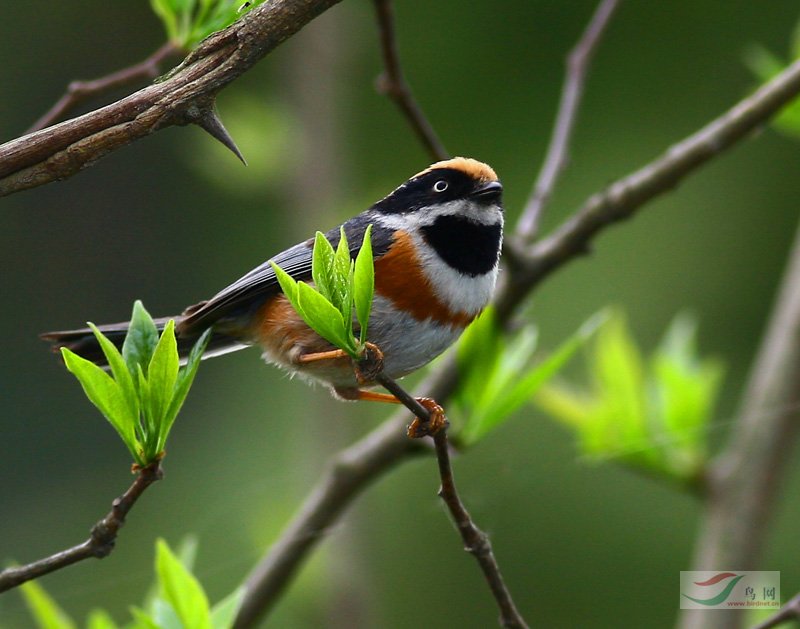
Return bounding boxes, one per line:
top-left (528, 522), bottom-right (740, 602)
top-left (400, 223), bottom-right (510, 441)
top-left (433, 180), bottom-right (448, 192)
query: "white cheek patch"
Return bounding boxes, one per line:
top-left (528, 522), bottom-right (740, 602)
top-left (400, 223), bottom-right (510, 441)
top-left (373, 200), bottom-right (503, 232)
top-left (373, 201), bottom-right (503, 316)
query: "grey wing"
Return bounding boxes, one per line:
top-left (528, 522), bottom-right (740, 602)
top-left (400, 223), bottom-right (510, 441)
top-left (178, 213), bottom-right (394, 336)
top-left (178, 240), bottom-right (314, 335)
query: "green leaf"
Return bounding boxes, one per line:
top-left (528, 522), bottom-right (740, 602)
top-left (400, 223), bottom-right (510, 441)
top-left (187, 0), bottom-right (264, 48)
top-left (485, 315), bottom-right (603, 438)
top-left (353, 224), bottom-right (374, 346)
top-left (159, 328), bottom-right (213, 453)
top-left (459, 326), bottom-right (539, 444)
top-left (456, 309), bottom-right (500, 421)
top-left (273, 232), bottom-right (362, 357)
top-left (123, 301), bottom-right (160, 380)
top-left (146, 321), bottom-right (180, 440)
top-left (744, 44), bottom-right (785, 82)
top-left (270, 260), bottom-right (300, 308)
top-left (19, 579), bottom-right (76, 629)
top-left (136, 364), bottom-right (156, 460)
top-left (86, 609), bottom-right (119, 629)
top-left (534, 310), bottom-right (721, 483)
top-left (150, 0), bottom-right (180, 42)
top-left (128, 607), bottom-right (162, 629)
top-left (89, 323), bottom-right (139, 431)
top-left (743, 44), bottom-right (800, 138)
top-left (175, 535), bottom-right (199, 572)
top-left (296, 282), bottom-right (355, 355)
top-left (330, 228), bottom-right (355, 338)
top-left (535, 382), bottom-right (596, 427)
top-left (156, 539), bottom-right (212, 629)
top-left (210, 587), bottom-right (245, 629)
top-left (649, 313), bottom-right (723, 477)
top-left (62, 348), bottom-right (141, 463)
top-left (458, 311), bottom-right (604, 445)
top-left (587, 312), bottom-right (649, 460)
top-left (311, 231), bottom-right (337, 303)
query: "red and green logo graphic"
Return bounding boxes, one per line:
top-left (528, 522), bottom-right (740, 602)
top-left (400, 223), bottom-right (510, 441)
top-left (679, 571), bottom-right (780, 610)
top-left (681, 572), bottom-right (744, 606)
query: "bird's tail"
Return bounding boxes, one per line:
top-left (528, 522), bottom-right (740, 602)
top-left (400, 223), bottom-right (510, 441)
top-left (41, 316), bottom-right (247, 367)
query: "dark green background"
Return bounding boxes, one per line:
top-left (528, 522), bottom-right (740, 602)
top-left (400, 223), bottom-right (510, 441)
top-left (2, 1), bottom-right (799, 627)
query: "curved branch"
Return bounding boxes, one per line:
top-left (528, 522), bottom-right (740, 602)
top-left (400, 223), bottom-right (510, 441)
top-left (501, 56), bottom-right (800, 320)
top-left (372, 0), bottom-right (449, 162)
top-left (0, 462), bottom-right (162, 593)
top-left (0, 0), bottom-right (343, 197)
top-left (233, 54), bottom-right (800, 628)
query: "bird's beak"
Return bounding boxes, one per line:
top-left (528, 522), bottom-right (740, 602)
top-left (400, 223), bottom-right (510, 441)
top-left (470, 180), bottom-right (503, 202)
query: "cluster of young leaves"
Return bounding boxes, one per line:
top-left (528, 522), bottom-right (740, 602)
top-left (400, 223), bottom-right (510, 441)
top-left (744, 14), bottom-right (800, 138)
top-left (271, 226), bottom-right (374, 359)
top-left (535, 311), bottom-right (724, 485)
top-left (454, 308), bottom-right (606, 446)
top-left (19, 538), bottom-right (243, 629)
top-left (150, 0), bottom-right (263, 50)
top-left (62, 301), bottom-right (211, 467)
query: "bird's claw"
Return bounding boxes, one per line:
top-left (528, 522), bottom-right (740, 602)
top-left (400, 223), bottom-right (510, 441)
top-left (406, 397), bottom-right (448, 439)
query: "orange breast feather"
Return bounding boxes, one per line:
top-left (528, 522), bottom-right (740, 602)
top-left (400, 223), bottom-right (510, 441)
top-left (374, 231), bottom-right (473, 328)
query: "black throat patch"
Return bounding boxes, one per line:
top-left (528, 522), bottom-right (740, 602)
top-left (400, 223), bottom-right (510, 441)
top-left (420, 215), bottom-right (502, 277)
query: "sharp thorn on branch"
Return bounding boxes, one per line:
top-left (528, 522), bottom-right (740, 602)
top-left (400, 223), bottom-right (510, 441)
top-left (193, 105), bottom-right (247, 165)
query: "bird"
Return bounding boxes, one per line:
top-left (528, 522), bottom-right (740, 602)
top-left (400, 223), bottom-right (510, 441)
top-left (42, 157), bottom-right (504, 423)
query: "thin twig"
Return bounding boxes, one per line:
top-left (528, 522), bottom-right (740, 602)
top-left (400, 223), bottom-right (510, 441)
top-left (27, 42), bottom-right (181, 134)
top-left (233, 44), bottom-right (800, 629)
top-left (516, 0), bottom-right (620, 239)
top-left (376, 370), bottom-right (528, 628)
top-left (372, 0), bottom-right (449, 162)
top-left (431, 429), bottom-right (528, 629)
top-left (0, 462), bottom-right (162, 593)
top-left (752, 592), bottom-right (800, 629)
top-left (375, 371), bottom-right (431, 419)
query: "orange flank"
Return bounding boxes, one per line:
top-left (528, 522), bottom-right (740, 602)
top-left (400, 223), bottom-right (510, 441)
top-left (374, 231), bottom-right (474, 327)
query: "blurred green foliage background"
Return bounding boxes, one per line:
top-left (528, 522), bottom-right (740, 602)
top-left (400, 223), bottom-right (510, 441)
top-left (2, 1), bottom-right (800, 627)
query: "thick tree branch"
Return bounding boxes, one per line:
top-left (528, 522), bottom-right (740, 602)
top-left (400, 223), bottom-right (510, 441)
top-left (0, 462), bottom-right (162, 593)
top-left (26, 42), bottom-right (182, 134)
top-left (515, 0), bottom-right (620, 239)
top-left (0, 0), bottom-right (343, 197)
top-left (233, 54), bottom-right (800, 628)
top-left (372, 0), bottom-right (449, 162)
top-left (679, 220), bottom-right (800, 629)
